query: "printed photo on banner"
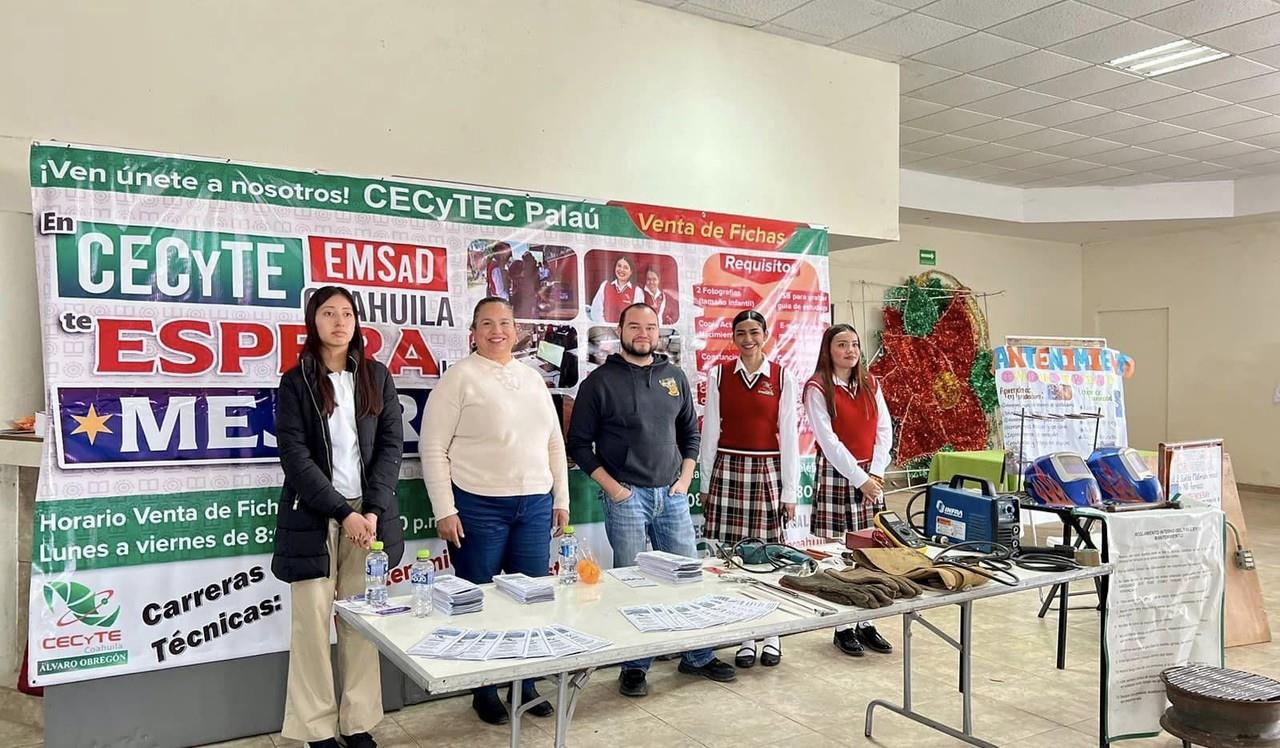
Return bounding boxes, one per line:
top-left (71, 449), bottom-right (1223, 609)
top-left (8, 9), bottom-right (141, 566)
top-left (513, 323), bottom-right (579, 388)
top-left (584, 249), bottom-right (679, 325)
top-left (465, 240), bottom-right (578, 320)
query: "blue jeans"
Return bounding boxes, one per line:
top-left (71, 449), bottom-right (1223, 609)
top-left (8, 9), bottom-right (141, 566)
top-left (450, 486), bottom-right (553, 699)
top-left (602, 485), bottom-right (715, 672)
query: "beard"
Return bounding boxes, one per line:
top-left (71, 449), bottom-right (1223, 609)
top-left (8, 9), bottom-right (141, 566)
top-left (620, 337), bottom-right (653, 357)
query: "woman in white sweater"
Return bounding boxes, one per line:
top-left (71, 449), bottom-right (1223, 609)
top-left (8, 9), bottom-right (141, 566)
top-left (420, 297), bottom-right (570, 725)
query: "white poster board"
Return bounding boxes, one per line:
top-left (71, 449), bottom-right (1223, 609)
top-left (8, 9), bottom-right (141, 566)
top-left (1159, 440), bottom-right (1224, 510)
top-left (1099, 503), bottom-right (1225, 742)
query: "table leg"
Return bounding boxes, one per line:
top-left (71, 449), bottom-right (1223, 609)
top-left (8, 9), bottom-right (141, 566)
top-left (508, 680), bottom-right (523, 748)
top-left (1057, 579), bottom-right (1069, 670)
top-left (550, 668), bottom-right (596, 748)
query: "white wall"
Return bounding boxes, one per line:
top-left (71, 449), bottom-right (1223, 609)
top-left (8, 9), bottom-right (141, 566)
top-left (0, 0), bottom-right (900, 421)
top-left (1083, 221), bottom-right (1280, 487)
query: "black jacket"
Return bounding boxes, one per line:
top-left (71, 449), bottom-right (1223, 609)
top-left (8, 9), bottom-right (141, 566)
top-left (566, 353), bottom-right (699, 487)
top-left (271, 353), bottom-right (404, 583)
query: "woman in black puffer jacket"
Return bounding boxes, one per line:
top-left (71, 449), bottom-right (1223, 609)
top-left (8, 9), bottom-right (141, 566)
top-left (272, 285), bottom-right (403, 748)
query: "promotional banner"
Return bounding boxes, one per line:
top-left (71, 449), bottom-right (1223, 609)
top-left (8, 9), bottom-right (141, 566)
top-left (1095, 504), bottom-right (1225, 741)
top-left (27, 142), bottom-right (830, 685)
top-left (994, 344), bottom-right (1134, 461)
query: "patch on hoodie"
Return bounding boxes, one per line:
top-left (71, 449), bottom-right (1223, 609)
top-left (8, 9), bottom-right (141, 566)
top-left (658, 377), bottom-right (680, 397)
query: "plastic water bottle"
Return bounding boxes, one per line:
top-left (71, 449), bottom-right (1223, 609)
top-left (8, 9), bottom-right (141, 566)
top-left (558, 526), bottom-right (579, 585)
top-left (365, 541), bottom-right (389, 608)
top-left (411, 549), bottom-right (434, 618)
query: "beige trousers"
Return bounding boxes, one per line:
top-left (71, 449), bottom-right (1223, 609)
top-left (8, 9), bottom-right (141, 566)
top-left (281, 512), bottom-right (382, 741)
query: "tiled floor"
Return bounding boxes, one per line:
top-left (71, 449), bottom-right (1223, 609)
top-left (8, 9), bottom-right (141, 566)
top-left (7, 491), bottom-right (1279, 747)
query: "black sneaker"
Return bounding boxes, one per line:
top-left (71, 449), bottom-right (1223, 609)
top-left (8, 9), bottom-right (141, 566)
top-left (509, 683), bottom-right (554, 717)
top-left (855, 623), bottom-right (893, 654)
top-left (833, 628), bottom-right (865, 657)
top-left (677, 657), bottom-right (737, 682)
top-left (619, 668), bottom-right (648, 697)
top-left (472, 689), bottom-right (510, 725)
top-left (306, 740), bottom-right (340, 748)
top-left (341, 733), bottom-right (377, 748)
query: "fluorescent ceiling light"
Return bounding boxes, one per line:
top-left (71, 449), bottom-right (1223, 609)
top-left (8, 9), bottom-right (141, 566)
top-left (1106, 40), bottom-right (1229, 77)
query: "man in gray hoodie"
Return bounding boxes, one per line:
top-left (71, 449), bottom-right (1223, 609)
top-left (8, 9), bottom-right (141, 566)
top-left (567, 303), bottom-right (736, 696)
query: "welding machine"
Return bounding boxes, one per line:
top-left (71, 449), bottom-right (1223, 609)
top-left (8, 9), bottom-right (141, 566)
top-left (1024, 453), bottom-right (1102, 508)
top-left (1087, 447), bottom-right (1164, 504)
top-left (923, 475), bottom-right (1021, 553)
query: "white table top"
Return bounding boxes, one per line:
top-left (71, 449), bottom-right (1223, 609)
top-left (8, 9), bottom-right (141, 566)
top-left (338, 558), bottom-right (1111, 693)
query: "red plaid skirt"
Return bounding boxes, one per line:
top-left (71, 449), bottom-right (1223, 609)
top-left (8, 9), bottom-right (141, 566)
top-left (703, 452), bottom-right (784, 544)
top-left (810, 451), bottom-right (884, 539)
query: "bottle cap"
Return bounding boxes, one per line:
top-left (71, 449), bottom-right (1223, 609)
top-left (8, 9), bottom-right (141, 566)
top-left (416, 549), bottom-right (431, 560)
top-left (370, 541), bottom-right (384, 551)
top-left (563, 525), bottom-right (575, 535)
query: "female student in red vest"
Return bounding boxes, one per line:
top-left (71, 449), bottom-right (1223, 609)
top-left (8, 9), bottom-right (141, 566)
top-left (588, 255), bottom-right (643, 323)
top-left (700, 310), bottom-right (798, 668)
top-left (803, 323), bottom-right (895, 658)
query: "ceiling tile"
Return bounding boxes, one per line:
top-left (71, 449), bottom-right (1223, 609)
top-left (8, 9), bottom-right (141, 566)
top-left (1066, 165), bottom-right (1138, 183)
top-left (951, 118), bottom-right (1045, 141)
top-left (1156, 56), bottom-right (1277, 92)
top-left (1059, 111), bottom-right (1154, 136)
top-left (1048, 21), bottom-right (1182, 63)
top-left (912, 74), bottom-right (1016, 107)
top-left (770, 0), bottom-right (908, 42)
top-left (1140, 131), bottom-right (1230, 153)
top-left (972, 50), bottom-right (1093, 87)
top-left (1242, 131), bottom-right (1280, 149)
top-left (942, 163), bottom-right (1021, 179)
top-left (1101, 173), bottom-right (1170, 185)
top-left (1167, 105), bottom-right (1274, 129)
top-left (986, 151), bottom-right (1069, 169)
top-left (1103, 121), bottom-right (1195, 145)
top-left (836, 13), bottom-right (972, 59)
top-left (1083, 146), bottom-right (1163, 165)
top-left (986, 171), bottom-right (1049, 185)
top-left (1208, 115), bottom-right (1280, 139)
top-left (1211, 149), bottom-right (1280, 168)
top-left (1123, 92), bottom-right (1232, 119)
top-left (901, 97), bottom-right (951, 122)
top-left (989, 1), bottom-right (1126, 48)
top-left (1014, 100), bottom-right (1112, 127)
top-left (1073, 0), bottom-right (1188, 16)
top-left (1153, 161), bottom-right (1235, 179)
top-left (757, 23), bottom-right (838, 44)
top-left (900, 60), bottom-right (964, 92)
top-left (1202, 72), bottom-right (1280, 104)
top-left (1030, 158), bottom-right (1113, 176)
top-left (1028, 66), bottom-right (1143, 98)
top-left (641, 0), bottom-right (685, 6)
top-left (909, 133), bottom-right (989, 154)
top-left (911, 33), bottom-right (1037, 72)
top-left (999, 128), bottom-right (1086, 150)
top-left (901, 125), bottom-right (942, 144)
top-left (1139, 0), bottom-right (1278, 37)
top-left (1196, 13), bottom-right (1280, 54)
top-left (683, 0), bottom-right (810, 21)
top-left (1245, 94), bottom-right (1280, 114)
top-left (905, 107), bottom-right (999, 132)
top-left (1040, 137), bottom-right (1127, 158)
top-left (1179, 141), bottom-right (1267, 160)
top-left (911, 155), bottom-right (982, 173)
top-left (1079, 80), bottom-right (1187, 109)
top-left (680, 4), bottom-right (758, 25)
top-left (1245, 45), bottom-right (1280, 68)
top-left (900, 149), bottom-right (936, 164)
top-left (1121, 154), bottom-right (1196, 171)
top-left (964, 88), bottom-right (1065, 117)
top-left (947, 142), bottom-right (1029, 162)
top-left (916, 0), bottom-right (1061, 29)
top-left (877, 0), bottom-right (935, 8)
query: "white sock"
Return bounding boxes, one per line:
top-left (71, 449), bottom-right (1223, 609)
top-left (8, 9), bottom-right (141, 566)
top-left (763, 636), bottom-right (780, 650)
top-left (836, 624), bottom-right (854, 632)
top-left (739, 640), bottom-right (756, 651)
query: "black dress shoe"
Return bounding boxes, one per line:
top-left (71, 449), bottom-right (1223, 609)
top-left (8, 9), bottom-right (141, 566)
top-left (856, 623), bottom-right (893, 654)
top-left (734, 644), bottom-right (757, 669)
top-left (619, 668), bottom-right (648, 697)
top-left (760, 642), bottom-right (782, 667)
top-left (341, 733), bottom-right (377, 748)
top-left (472, 688), bottom-right (510, 725)
top-left (509, 683), bottom-right (554, 717)
top-left (677, 657), bottom-right (737, 682)
top-left (833, 628), bottom-right (866, 657)
top-left (306, 740), bottom-right (340, 748)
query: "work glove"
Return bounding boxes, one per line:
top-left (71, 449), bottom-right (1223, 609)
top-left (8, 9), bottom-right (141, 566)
top-left (779, 573), bottom-right (892, 609)
top-left (826, 568), bottom-right (925, 598)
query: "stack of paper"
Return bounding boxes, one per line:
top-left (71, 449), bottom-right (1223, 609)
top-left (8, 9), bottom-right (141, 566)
top-left (407, 625), bottom-right (610, 661)
top-left (493, 573), bottom-right (556, 604)
top-left (619, 595), bottom-right (778, 632)
top-left (635, 550), bottom-right (704, 584)
top-left (432, 574), bottom-right (484, 615)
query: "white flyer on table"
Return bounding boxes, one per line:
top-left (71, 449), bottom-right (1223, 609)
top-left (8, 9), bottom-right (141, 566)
top-left (607, 566), bottom-right (660, 588)
top-left (457, 630), bottom-right (502, 660)
top-left (490, 630), bottom-right (530, 660)
top-left (540, 628), bottom-right (585, 657)
top-left (407, 627), bottom-right (467, 658)
top-left (524, 628), bottom-right (552, 658)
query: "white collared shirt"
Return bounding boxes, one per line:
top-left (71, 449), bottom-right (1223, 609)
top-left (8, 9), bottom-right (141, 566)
top-left (803, 375), bottom-right (892, 487)
top-left (327, 370), bottom-right (363, 499)
top-left (588, 278), bottom-right (643, 323)
top-left (699, 357), bottom-right (800, 504)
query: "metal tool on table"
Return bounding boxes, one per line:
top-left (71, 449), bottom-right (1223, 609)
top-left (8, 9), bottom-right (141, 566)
top-left (717, 572), bottom-right (839, 616)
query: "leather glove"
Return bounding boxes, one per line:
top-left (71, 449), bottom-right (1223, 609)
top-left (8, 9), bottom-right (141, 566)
top-left (779, 573), bottom-right (892, 609)
top-left (827, 567), bottom-right (925, 598)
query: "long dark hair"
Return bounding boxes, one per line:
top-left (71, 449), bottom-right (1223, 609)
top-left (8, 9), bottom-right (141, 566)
top-left (302, 286), bottom-right (383, 418)
top-left (811, 323), bottom-right (874, 419)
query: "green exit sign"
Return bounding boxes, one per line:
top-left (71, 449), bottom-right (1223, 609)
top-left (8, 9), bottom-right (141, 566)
top-left (919, 248), bottom-right (937, 266)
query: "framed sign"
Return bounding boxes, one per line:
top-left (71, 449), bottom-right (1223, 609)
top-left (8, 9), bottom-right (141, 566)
top-left (1158, 439), bottom-right (1224, 509)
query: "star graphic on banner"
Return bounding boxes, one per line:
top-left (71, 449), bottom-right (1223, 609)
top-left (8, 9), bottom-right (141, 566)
top-left (70, 404), bottom-right (113, 445)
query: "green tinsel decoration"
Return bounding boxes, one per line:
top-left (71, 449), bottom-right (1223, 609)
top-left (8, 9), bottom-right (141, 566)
top-left (903, 281), bottom-right (941, 337)
top-left (885, 284), bottom-right (909, 311)
top-left (924, 276), bottom-right (950, 317)
top-left (969, 349), bottom-right (998, 414)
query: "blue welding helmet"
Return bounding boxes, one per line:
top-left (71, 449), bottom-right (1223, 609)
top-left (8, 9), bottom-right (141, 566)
top-left (1087, 447), bottom-right (1163, 504)
top-left (1024, 452), bottom-right (1102, 508)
